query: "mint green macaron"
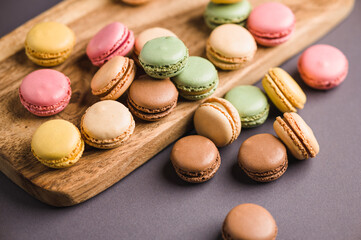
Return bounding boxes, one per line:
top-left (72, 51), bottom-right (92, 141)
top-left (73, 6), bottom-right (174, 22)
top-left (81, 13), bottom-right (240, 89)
top-left (139, 36), bottom-right (189, 79)
top-left (204, 0), bottom-right (252, 29)
top-left (224, 85), bottom-right (269, 128)
top-left (172, 56), bottom-right (219, 101)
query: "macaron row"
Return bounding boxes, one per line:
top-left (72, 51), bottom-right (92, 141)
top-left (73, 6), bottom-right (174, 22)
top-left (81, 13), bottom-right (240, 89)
top-left (171, 107), bottom-right (319, 184)
top-left (204, 1), bottom-right (296, 47)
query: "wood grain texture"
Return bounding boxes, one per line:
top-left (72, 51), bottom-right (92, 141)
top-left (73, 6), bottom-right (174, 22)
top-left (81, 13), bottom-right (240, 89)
top-left (0, 0), bottom-right (354, 206)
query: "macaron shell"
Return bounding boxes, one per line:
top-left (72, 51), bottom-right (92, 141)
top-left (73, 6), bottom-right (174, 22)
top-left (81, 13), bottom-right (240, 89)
top-left (100, 59), bottom-right (136, 100)
top-left (273, 116), bottom-right (308, 160)
top-left (238, 134), bottom-right (287, 173)
top-left (285, 112), bottom-right (319, 156)
top-left (134, 27), bottom-right (177, 55)
top-left (204, 1), bottom-right (252, 27)
top-left (171, 135), bottom-right (219, 172)
top-left (269, 67), bottom-right (306, 109)
top-left (128, 76), bottom-right (178, 111)
top-left (298, 44), bottom-right (348, 89)
top-left (26, 22), bottom-right (75, 54)
top-left (86, 22), bottom-right (127, 60)
top-left (20, 69), bottom-right (71, 107)
top-left (247, 2), bottom-right (295, 36)
top-left (81, 100), bottom-right (133, 141)
top-left (223, 203), bottom-right (278, 240)
top-left (209, 24), bottom-right (256, 58)
top-left (206, 97), bottom-right (241, 140)
top-left (224, 85), bottom-right (269, 126)
top-left (172, 56), bottom-right (218, 91)
top-left (31, 120), bottom-right (81, 161)
top-left (194, 104), bottom-right (235, 147)
top-left (262, 74), bottom-right (297, 113)
top-left (252, 29), bottom-right (293, 47)
top-left (140, 36), bottom-right (187, 65)
top-left (180, 78), bottom-right (219, 101)
top-left (91, 56), bottom-right (128, 91)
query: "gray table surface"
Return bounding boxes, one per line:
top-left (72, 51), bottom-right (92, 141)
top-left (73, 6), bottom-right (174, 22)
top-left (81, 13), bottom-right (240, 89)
top-left (1, 1), bottom-right (361, 239)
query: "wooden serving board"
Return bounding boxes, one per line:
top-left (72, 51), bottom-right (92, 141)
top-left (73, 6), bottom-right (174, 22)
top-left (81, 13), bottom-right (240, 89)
top-left (0, 0), bottom-right (354, 206)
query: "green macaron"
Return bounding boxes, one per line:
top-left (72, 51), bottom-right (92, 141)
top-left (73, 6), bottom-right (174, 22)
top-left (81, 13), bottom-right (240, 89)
top-left (224, 85), bottom-right (269, 128)
top-left (139, 36), bottom-right (189, 79)
top-left (204, 0), bottom-right (252, 29)
top-left (172, 56), bottom-right (219, 101)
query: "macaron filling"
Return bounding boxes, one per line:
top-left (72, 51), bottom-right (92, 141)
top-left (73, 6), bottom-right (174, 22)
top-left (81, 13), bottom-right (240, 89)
top-left (173, 153), bottom-right (221, 181)
top-left (127, 97), bottom-right (177, 121)
top-left (204, 1), bottom-right (252, 29)
top-left (240, 157), bottom-right (288, 182)
top-left (92, 30), bottom-right (134, 66)
top-left (275, 116), bottom-right (312, 159)
top-left (241, 104), bottom-right (269, 128)
top-left (94, 59), bottom-right (135, 100)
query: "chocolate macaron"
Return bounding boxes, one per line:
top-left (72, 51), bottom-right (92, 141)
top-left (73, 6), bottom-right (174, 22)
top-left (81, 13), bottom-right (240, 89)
top-left (238, 133), bottom-right (287, 182)
top-left (171, 135), bottom-right (221, 183)
top-left (127, 75), bottom-right (178, 121)
top-left (222, 203), bottom-right (278, 240)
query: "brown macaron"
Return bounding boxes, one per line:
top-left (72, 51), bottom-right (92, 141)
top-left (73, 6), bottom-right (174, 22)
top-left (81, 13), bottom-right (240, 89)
top-left (238, 133), bottom-right (287, 182)
top-left (127, 75), bottom-right (178, 121)
top-left (222, 203), bottom-right (278, 240)
top-left (170, 135), bottom-right (221, 183)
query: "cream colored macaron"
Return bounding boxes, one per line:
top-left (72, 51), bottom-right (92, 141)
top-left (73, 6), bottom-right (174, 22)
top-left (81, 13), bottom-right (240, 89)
top-left (206, 24), bottom-right (257, 70)
top-left (81, 100), bottom-right (135, 149)
top-left (194, 97), bottom-right (241, 147)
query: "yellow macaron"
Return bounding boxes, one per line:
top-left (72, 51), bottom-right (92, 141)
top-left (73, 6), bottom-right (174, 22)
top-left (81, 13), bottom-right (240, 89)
top-left (262, 67), bottom-right (306, 113)
top-left (25, 22), bottom-right (76, 66)
top-left (31, 119), bottom-right (84, 168)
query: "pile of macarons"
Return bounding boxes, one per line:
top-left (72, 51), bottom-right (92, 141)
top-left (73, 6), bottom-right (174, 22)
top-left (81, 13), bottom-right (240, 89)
top-left (19, 0), bottom-right (349, 238)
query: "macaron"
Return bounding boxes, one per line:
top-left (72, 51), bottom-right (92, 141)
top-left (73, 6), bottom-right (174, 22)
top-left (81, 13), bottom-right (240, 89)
top-left (81, 100), bottom-right (135, 149)
top-left (86, 22), bottom-right (135, 67)
top-left (139, 36), bottom-right (189, 79)
top-left (31, 119), bottom-right (84, 168)
top-left (133, 27), bottom-right (177, 65)
top-left (247, 2), bottom-right (295, 47)
top-left (206, 24), bottom-right (257, 70)
top-left (19, 69), bottom-right (71, 116)
top-left (127, 75), bottom-right (178, 121)
top-left (90, 56), bottom-right (136, 100)
top-left (224, 85), bottom-right (269, 128)
top-left (194, 97), bottom-right (241, 147)
top-left (274, 112), bottom-right (320, 160)
top-left (262, 67), bottom-right (306, 113)
top-left (170, 135), bottom-right (221, 183)
top-left (204, 0), bottom-right (252, 29)
top-left (171, 56), bottom-right (218, 100)
top-left (298, 44), bottom-right (348, 90)
top-left (25, 22), bottom-right (75, 66)
top-left (122, 0), bottom-right (150, 5)
top-left (238, 133), bottom-right (287, 182)
top-left (222, 203), bottom-right (278, 240)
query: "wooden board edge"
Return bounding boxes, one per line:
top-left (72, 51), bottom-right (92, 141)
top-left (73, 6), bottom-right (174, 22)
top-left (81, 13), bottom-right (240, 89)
top-left (0, 0), bottom-right (355, 206)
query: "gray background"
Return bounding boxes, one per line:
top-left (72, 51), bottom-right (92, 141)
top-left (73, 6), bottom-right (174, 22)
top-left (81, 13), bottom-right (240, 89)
top-left (0, 1), bottom-right (360, 239)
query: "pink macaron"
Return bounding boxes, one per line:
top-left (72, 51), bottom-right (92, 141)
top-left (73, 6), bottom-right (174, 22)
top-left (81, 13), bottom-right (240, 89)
top-left (298, 44), bottom-right (348, 90)
top-left (19, 69), bottom-right (71, 116)
top-left (86, 22), bottom-right (135, 67)
top-left (247, 2), bottom-right (295, 47)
